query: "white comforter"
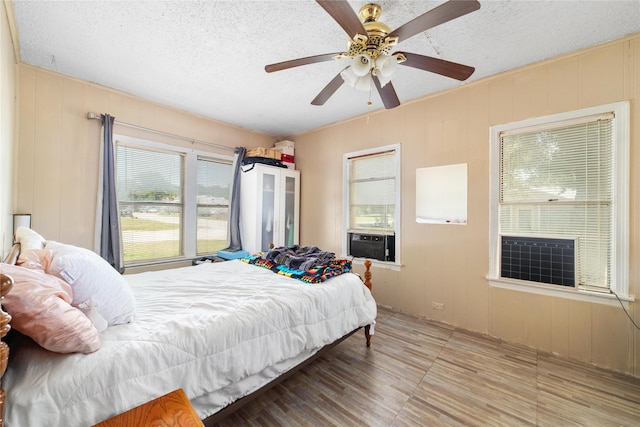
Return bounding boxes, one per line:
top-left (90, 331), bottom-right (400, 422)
top-left (4, 260), bottom-right (377, 427)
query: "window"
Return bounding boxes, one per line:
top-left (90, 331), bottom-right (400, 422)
top-left (196, 157), bottom-right (232, 255)
top-left (115, 136), bottom-right (233, 266)
top-left (489, 102), bottom-right (630, 302)
top-left (343, 144), bottom-right (401, 265)
top-left (117, 145), bottom-right (184, 263)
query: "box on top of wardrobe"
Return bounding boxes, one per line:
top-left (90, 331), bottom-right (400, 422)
top-left (274, 140), bottom-right (295, 148)
top-left (246, 147), bottom-right (281, 160)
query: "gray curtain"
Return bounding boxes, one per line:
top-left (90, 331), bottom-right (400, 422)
top-left (222, 147), bottom-right (246, 252)
top-left (99, 114), bottom-right (123, 272)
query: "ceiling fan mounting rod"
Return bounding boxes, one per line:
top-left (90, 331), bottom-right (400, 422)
top-left (359, 3), bottom-right (382, 23)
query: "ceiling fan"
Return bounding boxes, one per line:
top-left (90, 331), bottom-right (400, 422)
top-left (265, 0), bottom-right (480, 109)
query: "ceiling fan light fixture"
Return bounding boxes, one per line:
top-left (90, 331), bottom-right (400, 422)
top-left (342, 51), bottom-right (405, 90)
top-left (374, 52), bottom-right (406, 87)
top-left (354, 74), bottom-right (373, 91)
top-left (351, 53), bottom-right (373, 76)
top-left (376, 54), bottom-right (397, 77)
top-left (340, 67), bottom-right (372, 92)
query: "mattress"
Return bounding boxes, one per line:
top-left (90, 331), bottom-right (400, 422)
top-left (3, 260), bottom-right (377, 426)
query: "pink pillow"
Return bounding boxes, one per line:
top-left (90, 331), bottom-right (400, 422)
top-left (0, 264), bottom-right (101, 354)
top-left (17, 248), bottom-right (53, 272)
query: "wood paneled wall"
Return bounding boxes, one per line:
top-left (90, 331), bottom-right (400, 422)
top-left (1, 2), bottom-right (17, 258)
top-left (293, 34), bottom-right (640, 377)
top-left (15, 65), bottom-right (275, 248)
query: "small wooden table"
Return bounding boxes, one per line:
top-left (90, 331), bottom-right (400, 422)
top-left (93, 388), bottom-right (204, 427)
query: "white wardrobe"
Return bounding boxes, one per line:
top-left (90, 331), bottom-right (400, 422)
top-left (240, 163), bottom-right (300, 255)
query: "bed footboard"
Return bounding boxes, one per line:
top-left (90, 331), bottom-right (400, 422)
top-left (362, 260), bottom-right (373, 347)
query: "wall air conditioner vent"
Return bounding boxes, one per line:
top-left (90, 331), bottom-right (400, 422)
top-left (500, 236), bottom-right (576, 288)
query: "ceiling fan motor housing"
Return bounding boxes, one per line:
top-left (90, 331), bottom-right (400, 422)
top-left (357, 4), bottom-right (395, 59)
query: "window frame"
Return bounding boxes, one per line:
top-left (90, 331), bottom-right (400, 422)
top-left (115, 135), bottom-right (233, 266)
top-left (342, 143), bottom-right (401, 269)
top-left (195, 155), bottom-right (234, 256)
top-left (488, 102), bottom-right (631, 306)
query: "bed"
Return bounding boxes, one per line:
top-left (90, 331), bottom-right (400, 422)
top-left (0, 239), bottom-right (376, 426)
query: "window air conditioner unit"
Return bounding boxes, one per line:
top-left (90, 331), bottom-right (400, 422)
top-left (348, 233), bottom-right (395, 262)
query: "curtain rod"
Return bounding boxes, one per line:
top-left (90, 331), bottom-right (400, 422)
top-left (86, 112), bottom-right (235, 152)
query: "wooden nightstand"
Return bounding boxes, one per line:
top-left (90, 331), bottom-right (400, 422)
top-left (93, 388), bottom-right (204, 427)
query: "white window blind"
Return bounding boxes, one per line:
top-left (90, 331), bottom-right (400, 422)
top-left (348, 150), bottom-right (396, 232)
top-left (499, 114), bottom-right (613, 290)
top-left (116, 144), bottom-right (184, 263)
top-left (196, 157), bottom-right (232, 255)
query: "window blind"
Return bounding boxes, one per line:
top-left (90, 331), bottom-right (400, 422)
top-left (348, 150), bottom-right (396, 232)
top-left (116, 144), bottom-right (184, 263)
top-left (499, 116), bottom-right (613, 290)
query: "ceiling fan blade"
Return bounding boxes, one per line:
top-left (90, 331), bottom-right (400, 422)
top-left (316, 0), bottom-right (367, 38)
top-left (389, 0), bottom-right (480, 43)
top-left (311, 71), bottom-right (346, 106)
top-left (373, 76), bottom-right (400, 110)
top-left (265, 52), bottom-right (342, 73)
top-left (398, 52), bottom-right (475, 81)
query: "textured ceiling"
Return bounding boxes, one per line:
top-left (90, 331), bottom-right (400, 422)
top-left (11, 0), bottom-right (640, 138)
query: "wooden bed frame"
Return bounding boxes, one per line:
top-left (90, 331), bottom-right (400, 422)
top-left (202, 259), bottom-right (373, 425)
top-left (0, 243), bottom-right (19, 427)
top-left (0, 274), bottom-right (11, 427)
top-left (0, 254), bottom-right (373, 426)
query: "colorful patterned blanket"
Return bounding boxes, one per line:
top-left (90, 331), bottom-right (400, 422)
top-left (241, 245), bottom-right (352, 284)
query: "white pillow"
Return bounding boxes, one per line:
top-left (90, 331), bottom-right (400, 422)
top-left (45, 241), bottom-right (136, 326)
top-left (15, 227), bottom-right (46, 251)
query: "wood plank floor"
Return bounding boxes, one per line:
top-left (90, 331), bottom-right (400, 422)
top-left (214, 307), bottom-right (640, 426)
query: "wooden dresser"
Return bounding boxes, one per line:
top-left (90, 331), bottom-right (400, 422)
top-left (93, 388), bottom-right (204, 427)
